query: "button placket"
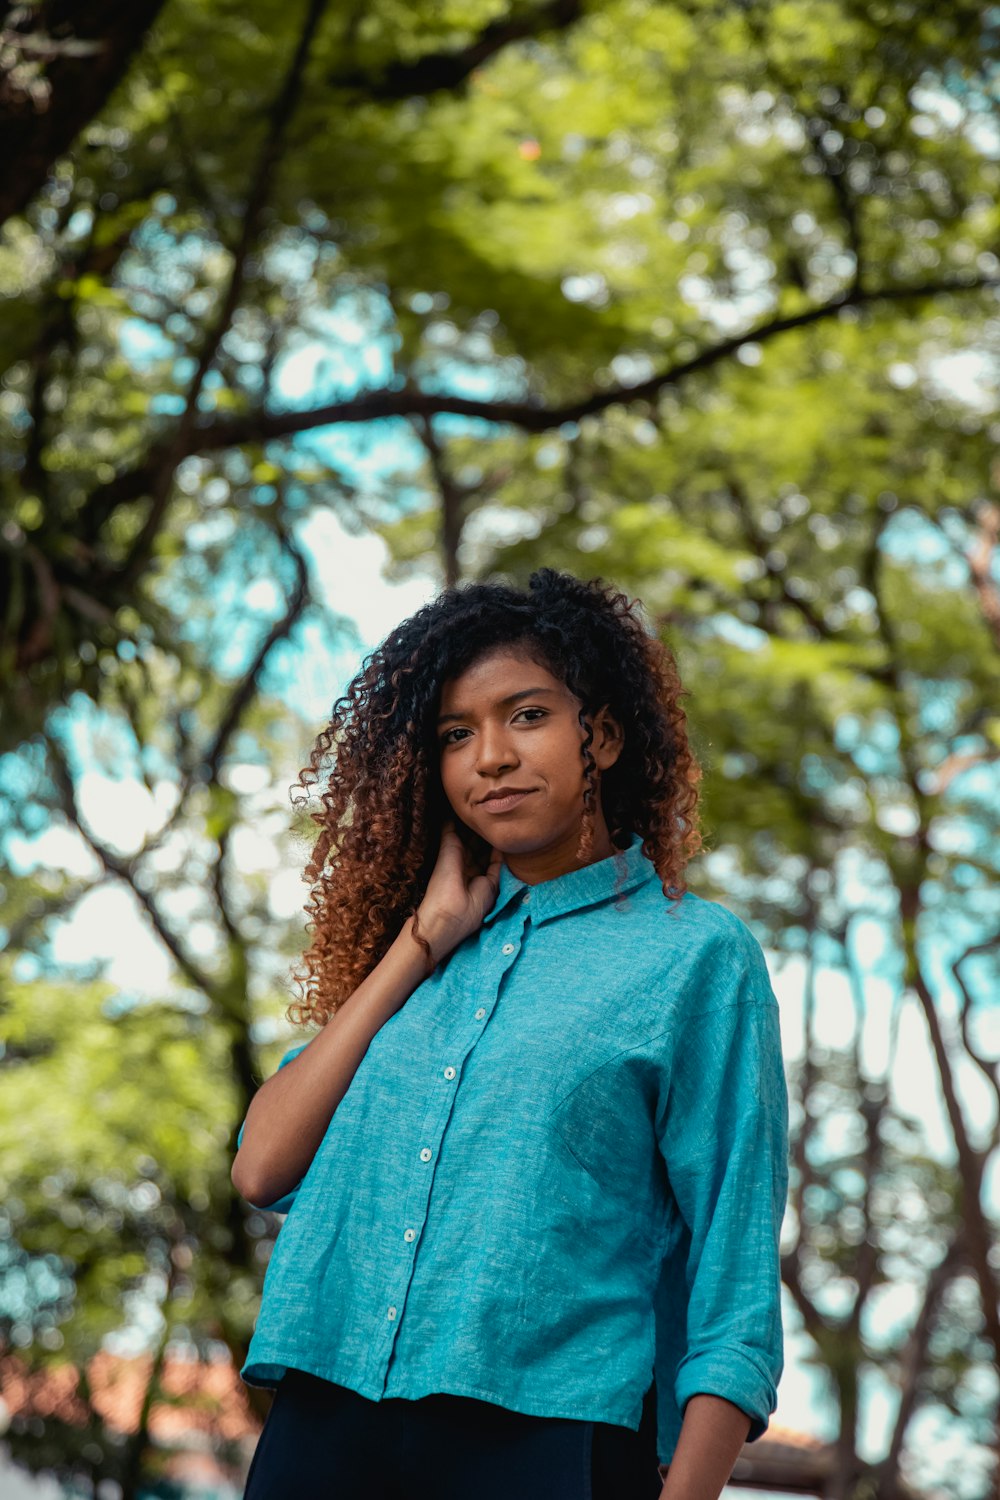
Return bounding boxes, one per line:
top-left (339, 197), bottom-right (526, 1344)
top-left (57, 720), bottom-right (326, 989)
top-left (382, 910), bottom-right (526, 1369)
top-left (389, 1029), bottom-right (476, 1350)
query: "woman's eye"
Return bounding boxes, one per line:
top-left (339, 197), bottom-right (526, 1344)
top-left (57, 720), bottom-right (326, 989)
top-left (440, 709), bottom-right (546, 747)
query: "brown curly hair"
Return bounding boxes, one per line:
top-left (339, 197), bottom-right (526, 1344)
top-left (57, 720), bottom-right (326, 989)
top-left (285, 568), bottom-right (703, 1030)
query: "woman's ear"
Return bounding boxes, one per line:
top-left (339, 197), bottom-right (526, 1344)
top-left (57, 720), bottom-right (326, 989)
top-left (592, 706), bottom-right (624, 771)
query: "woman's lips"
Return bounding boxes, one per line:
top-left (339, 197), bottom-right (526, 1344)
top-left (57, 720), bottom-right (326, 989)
top-left (478, 790), bottom-right (536, 814)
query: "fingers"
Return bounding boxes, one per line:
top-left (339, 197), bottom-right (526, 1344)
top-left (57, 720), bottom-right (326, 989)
top-left (482, 846), bottom-right (503, 901)
top-left (437, 822), bottom-right (465, 865)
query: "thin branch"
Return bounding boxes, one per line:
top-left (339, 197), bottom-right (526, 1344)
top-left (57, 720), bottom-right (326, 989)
top-left (802, 105), bottom-right (865, 296)
top-left (929, 747), bottom-right (1000, 793)
top-left (126, 528), bottom-right (312, 897)
top-left (736, 30), bottom-right (867, 300)
top-left (118, 1245), bottom-right (182, 1500)
top-left (117, 0), bottom-right (331, 587)
top-left (42, 731), bottom-right (218, 1001)
top-left (841, 919), bottom-right (887, 1318)
top-left (411, 416), bottom-right (464, 586)
top-left (867, 522), bottom-right (1000, 1367)
top-left (792, 913), bottom-right (819, 1240)
top-left (22, 345), bottom-right (52, 504)
top-left (203, 529), bottom-right (310, 784)
top-left (16, 540), bottom-right (61, 667)
top-left (727, 473), bottom-right (833, 639)
top-left (779, 903), bottom-right (826, 1352)
top-left (927, 500), bottom-right (1000, 657)
top-left (1, 884), bottom-right (102, 952)
top-left (211, 822), bottom-right (245, 957)
top-left (872, 1234), bottom-right (967, 1500)
top-left (779, 1249), bottom-right (825, 1351)
top-left (951, 932), bottom-right (1000, 1145)
top-left (967, 497), bottom-right (1000, 651)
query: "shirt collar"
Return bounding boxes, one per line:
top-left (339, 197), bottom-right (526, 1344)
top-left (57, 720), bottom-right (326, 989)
top-left (481, 831), bottom-right (656, 928)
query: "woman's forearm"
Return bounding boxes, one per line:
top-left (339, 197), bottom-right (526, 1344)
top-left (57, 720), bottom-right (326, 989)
top-left (231, 911), bottom-right (450, 1208)
top-left (657, 1393), bottom-right (752, 1500)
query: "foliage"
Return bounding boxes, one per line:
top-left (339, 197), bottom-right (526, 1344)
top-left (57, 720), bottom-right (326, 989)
top-left (0, 0), bottom-right (999, 1495)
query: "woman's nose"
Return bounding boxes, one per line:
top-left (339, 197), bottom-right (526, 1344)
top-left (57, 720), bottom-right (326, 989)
top-left (475, 722), bottom-right (518, 774)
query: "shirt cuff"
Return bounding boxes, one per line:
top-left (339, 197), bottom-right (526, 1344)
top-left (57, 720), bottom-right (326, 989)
top-left (674, 1344), bottom-right (779, 1443)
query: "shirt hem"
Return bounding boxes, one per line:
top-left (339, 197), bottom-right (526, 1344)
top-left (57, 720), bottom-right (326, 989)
top-left (241, 1347), bottom-right (643, 1432)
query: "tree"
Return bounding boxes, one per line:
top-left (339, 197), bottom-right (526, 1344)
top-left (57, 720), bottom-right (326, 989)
top-left (1, 0), bottom-right (998, 1494)
top-left (2, 0), bottom-right (997, 733)
top-left (0, 515), bottom-right (343, 1496)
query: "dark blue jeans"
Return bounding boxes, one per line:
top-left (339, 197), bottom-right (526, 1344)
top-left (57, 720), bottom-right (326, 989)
top-left (243, 1368), bottom-right (663, 1500)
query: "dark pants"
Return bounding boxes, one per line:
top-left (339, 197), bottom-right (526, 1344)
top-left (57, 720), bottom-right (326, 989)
top-left (243, 1368), bottom-right (663, 1500)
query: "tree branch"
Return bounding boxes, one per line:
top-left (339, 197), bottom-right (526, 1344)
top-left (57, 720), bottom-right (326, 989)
top-left (0, 0), bottom-right (169, 228)
top-left (411, 415), bottom-right (464, 586)
top-left (203, 529), bottom-right (310, 785)
top-left (967, 497), bottom-right (1000, 652)
top-left (116, 0), bottom-right (331, 588)
top-left (42, 731), bottom-right (218, 1001)
top-left (872, 1234), bottom-right (966, 1500)
top-left (951, 931), bottom-right (1000, 1148)
top-left (78, 271), bottom-right (1000, 533)
top-left (726, 472), bottom-right (834, 638)
top-left (329, 0), bottom-right (584, 100)
top-left (867, 533), bottom-right (1000, 1370)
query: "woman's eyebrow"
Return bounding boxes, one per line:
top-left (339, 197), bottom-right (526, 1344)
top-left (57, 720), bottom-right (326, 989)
top-left (437, 687), bottom-right (558, 726)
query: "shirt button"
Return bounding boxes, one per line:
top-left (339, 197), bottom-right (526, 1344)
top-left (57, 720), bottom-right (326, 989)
top-left (387, 1306), bottom-right (397, 1320)
top-left (404, 1228), bottom-right (416, 1242)
top-left (419, 1147), bottom-right (432, 1162)
top-left (522, 891), bottom-right (530, 902)
top-left (502, 943), bottom-right (515, 955)
top-left (474, 1007), bottom-right (486, 1020)
top-left (443, 1065), bottom-right (456, 1080)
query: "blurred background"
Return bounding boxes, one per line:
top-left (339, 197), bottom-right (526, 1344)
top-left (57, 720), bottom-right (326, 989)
top-left (1, 1), bottom-right (999, 1496)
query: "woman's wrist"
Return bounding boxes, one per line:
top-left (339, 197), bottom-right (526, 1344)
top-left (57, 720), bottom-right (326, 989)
top-left (657, 1394), bottom-right (751, 1500)
top-left (408, 906), bottom-right (458, 971)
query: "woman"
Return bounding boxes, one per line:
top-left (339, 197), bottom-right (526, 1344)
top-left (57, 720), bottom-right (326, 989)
top-left (232, 567), bottom-right (789, 1500)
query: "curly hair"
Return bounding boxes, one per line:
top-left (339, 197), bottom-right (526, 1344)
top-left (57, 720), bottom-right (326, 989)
top-left (285, 567), bottom-right (703, 1030)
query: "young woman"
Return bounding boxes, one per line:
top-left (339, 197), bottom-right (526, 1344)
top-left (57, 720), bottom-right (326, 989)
top-left (232, 567), bottom-right (789, 1500)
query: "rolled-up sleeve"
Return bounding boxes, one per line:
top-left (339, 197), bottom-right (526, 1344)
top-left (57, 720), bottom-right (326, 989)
top-left (655, 933), bottom-right (789, 1442)
top-left (235, 1041), bottom-right (311, 1215)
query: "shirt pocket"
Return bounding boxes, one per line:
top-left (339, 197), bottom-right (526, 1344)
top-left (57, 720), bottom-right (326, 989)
top-left (546, 1043), bottom-right (665, 1254)
top-left (545, 995), bottom-right (645, 1108)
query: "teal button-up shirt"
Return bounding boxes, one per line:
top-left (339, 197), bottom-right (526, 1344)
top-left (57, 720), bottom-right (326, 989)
top-left (237, 833), bottom-right (789, 1465)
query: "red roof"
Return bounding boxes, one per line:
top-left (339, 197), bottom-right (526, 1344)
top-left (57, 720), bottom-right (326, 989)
top-left (0, 1350), bottom-right (257, 1443)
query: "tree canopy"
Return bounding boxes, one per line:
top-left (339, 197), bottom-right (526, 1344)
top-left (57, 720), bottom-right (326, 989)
top-left (1, 1), bottom-right (998, 1496)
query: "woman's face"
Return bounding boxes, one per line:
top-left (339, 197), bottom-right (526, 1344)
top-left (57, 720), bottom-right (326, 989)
top-left (436, 646), bottom-right (624, 881)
